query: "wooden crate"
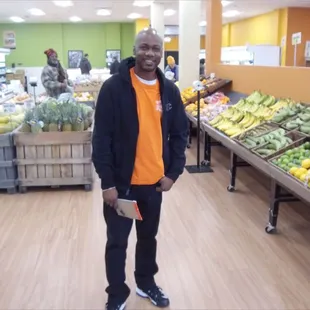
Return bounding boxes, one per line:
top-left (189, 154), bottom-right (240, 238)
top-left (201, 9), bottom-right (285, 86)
top-left (13, 129), bottom-right (93, 193)
top-left (233, 122), bottom-right (281, 150)
top-left (74, 84), bottom-right (102, 105)
top-left (268, 137), bottom-right (310, 187)
top-left (252, 131), bottom-right (306, 160)
top-left (0, 131), bottom-right (17, 194)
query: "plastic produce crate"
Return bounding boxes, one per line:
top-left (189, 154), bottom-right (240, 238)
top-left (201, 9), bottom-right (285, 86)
top-left (0, 131), bottom-right (17, 194)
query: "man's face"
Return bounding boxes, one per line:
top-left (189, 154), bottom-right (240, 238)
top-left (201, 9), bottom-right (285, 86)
top-left (134, 34), bottom-right (163, 72)
top-left (49, 53), bottom-right (58, 65)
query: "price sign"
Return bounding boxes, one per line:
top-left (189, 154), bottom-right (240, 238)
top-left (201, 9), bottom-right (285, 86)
top-left (292, 32), bottom-right (302, 45)
top-left (3, 102), bottom-right (16, 113)
top-left (24, 100), bottom-right (35, 110)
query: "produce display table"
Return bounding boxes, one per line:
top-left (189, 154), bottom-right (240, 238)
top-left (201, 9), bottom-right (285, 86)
top-left (74, 84), bottom-right (102, 104)
top-left (186, 113), bottom-right (310, 234)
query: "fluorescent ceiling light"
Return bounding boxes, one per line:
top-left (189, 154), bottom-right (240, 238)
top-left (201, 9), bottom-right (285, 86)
top-left (222, 10), bottom-right (241, 17)
top-left (164, 9), bottom-right (176, 16)
top-left (69, 16), bottom-right (82, 22)
top-left (164, 37), bottom-right (171, 43)
top-left (97, 9), bottom-right (111, 16)
top-left (28, 8), bottom-right (45, 16)
top-left (221, 1), bottom-right (232, 7)
top-left (53, 1), bottom-right (73, 7)
top-left (127, 13), bottom-right (142, 19)
top-left (10, 16), bottom-right (25, 23)
top-left (133, 0), bottom-right (153, 7)
top-left (199, 21), bottom-right (207, 26)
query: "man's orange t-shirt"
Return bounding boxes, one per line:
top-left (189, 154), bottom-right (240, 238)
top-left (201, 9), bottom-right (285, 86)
top-left (130, 68), bottom-right (164, 185)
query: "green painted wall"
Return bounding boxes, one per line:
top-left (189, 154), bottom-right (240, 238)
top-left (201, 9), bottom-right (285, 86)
top-left (0, 22), bottom-right (135, 68)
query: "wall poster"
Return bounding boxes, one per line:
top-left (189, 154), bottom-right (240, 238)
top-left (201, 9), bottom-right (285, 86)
top-left (3, 31), bottom-right (16, 49)
top-left (106, 50), bottom-right (121, 69)
top-left (68, 50), bottom-right (83, 69)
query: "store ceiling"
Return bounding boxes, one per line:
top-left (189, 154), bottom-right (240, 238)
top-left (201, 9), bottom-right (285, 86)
top-left (0, 0), bottom-right (310, 25)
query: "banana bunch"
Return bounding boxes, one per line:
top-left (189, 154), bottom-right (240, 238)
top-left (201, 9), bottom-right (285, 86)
top-left (238, 112), bottom-right (261, 129)
top-left (229, 109), bottom-right (244, 122)
top-left (269, 100), bottom-right (289, 114)
top-left (225, 125), bottom-right (245, 137)
top-left (253, 105), bottom-right (273, 119)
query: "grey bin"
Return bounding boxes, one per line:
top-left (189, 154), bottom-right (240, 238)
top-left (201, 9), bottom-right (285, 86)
top-left (0, 131), bottom-right (17, 194)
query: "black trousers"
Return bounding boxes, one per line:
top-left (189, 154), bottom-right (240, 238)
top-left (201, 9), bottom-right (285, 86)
top-left (104, 185), bottom-right (162, 303)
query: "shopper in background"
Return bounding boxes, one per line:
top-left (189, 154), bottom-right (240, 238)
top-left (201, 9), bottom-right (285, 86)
top-left (200, 58), bottom-right (205, 76)
top-left (109, 56), bottom-right (120, 75)
top-left (80, 53), bottom-right (92, 75)
top-left (41, 48), bottom-right (72, 98)
top-left (92, 27), bottom-right (188, 310)
top-left (164, 55), bottom-right (179, 81)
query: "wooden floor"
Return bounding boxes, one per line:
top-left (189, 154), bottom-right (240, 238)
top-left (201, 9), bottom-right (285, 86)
top-left (1, 142), bottom-right (310, 310)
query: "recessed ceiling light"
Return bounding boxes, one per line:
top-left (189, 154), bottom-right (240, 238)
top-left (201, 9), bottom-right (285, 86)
top-left (10, 16), bottom-right (25, 23)
top-left (164, 37), bottom-right (171, 43)
top-left (69, 16), bottom-right (82, 22)
top-left (133, 0), bottom-right (153, 7)
top-left (222, 10), bottom-right (240, 17)
top-left (28, 8), bottom-right (45, 16)
top-left (164, 9), bottom-right (176, 16)
top-left (199, 21), bottom-right (207, 26)
top-left (53, 1), bottom-right (73, 7)
top-left (97, 9), bottom-right (111, 16)
top-left (222, 1), bottom-right (232, 7)
top-left (127, 13), bottom-right (142, 19)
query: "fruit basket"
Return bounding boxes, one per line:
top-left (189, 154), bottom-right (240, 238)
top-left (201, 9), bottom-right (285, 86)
top-left (252, 130), bottom-right (306, 160)
top-left (268, 139), bottom-right (310, 187)
top-left (233, 123), bottom-right (281, 149)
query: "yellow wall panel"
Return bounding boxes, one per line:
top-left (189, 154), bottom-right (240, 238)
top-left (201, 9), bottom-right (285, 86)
top-left (229, 10), bottom-right (280, 46)
top-left (222, 24), bottom-right (230, 47)
top-left (278, 8), bottom-right (288, 66)
top-left (164, 36), bottom-right (206, 51)
top-left (135, 19), bottom-right (149, 34)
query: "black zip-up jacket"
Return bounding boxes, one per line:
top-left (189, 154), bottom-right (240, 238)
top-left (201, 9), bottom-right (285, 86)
top-left (92, 57), bottom-right (188, 194)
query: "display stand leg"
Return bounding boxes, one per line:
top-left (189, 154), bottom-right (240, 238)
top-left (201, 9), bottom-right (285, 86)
top-left (265, 180), bottom-right (299, 234)
top-left (227, 152), bottom-right (250, 192)
top-left (201, 131), bottom-right (211, 166)
top-left (32, 86), bottom-right (37, 105)
top-left (187, 120), bottom-right (192, 149)
top-left (227, 152), bottom-right (237, 192)
top-left (185, 90), bottom-right (213, 174)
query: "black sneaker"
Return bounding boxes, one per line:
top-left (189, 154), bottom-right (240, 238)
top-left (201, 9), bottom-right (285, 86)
top-left (136, 286), bottom-right (170, 308)
top-left (105, 301), bottom-right (126, 310)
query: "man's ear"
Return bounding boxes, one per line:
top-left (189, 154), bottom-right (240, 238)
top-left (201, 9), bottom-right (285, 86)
top-left (133, 46), bottom-right (136, 56)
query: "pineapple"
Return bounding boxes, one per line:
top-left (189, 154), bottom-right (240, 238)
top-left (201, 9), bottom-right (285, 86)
top-left (20, 109), bottom-right (33, 132)
top-left (47, 103), bottom-right (60, 132)
top-left (60, 102), bottom-right (73, 131)
top-left (72, 105), bottom-right (84, 132)
top-left (30, 120), bottom-right (43, 133)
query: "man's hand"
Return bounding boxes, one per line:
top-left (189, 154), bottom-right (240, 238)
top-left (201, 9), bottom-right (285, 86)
top-left (156, 176), bottom-right (174, 192)
top-left (102, 188), bottom-right (118, 208)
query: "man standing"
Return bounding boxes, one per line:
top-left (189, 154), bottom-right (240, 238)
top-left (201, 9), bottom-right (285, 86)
top-left (79, 53), bottom-right (92, 75)
top-left (109, 56), bottom-right (120, 75)
top-left (41, 48), bottom-right (72, 98)
top-left (92, 28), bottom-right (188, 310)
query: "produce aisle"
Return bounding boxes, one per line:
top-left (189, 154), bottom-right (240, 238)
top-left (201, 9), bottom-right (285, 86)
top-left (1, 145), bottom-right (310, 310)
top-left (185, 87), bottom-right (310, 234)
